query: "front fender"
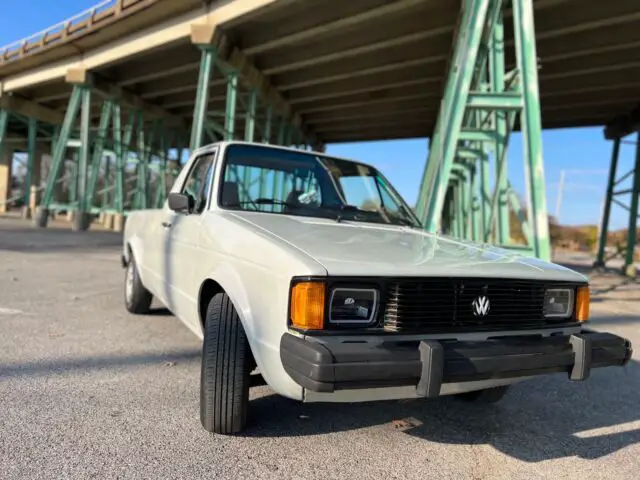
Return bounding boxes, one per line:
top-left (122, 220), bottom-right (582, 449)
top-left (203, 261), bottom-right (303, 400)
top-left (204, 261), bottom-right (256, 340)
top-left (125, 234), bottom-right (145, 270)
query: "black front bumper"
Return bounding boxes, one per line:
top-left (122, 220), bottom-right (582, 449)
top-left (280, 330), bottom-right (633, 396)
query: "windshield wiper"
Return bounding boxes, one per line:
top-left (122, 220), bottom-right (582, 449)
top-left (226, 198), bottom-right (300, 210)
top-left (255, 199), bottom-right (287, 204)
top-left (316, 204), bottom-right (361, 223)
top-left (254, 198), bottom-right (302, 209)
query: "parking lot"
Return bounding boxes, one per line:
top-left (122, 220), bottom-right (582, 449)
top-left (0, 215), bottom-right (638, 480)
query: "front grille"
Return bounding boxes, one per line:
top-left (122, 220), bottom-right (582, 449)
top-left (383, 278), bottom-right (576, 333)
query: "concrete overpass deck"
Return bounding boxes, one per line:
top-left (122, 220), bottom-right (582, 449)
top-left (2, 0), bottom-right (640, 270)
top-left (1, 0), bottom-right (640, 145)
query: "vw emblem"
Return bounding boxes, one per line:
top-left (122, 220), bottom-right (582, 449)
top-left (472, 296), bottom-right (490, 316)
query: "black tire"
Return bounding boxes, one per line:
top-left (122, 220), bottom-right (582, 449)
top-left (124, 255), bottom-right (152, 314)
top-left (34, 206), bottom-right (49, 228)
top-left (72, 212), bottom-right (92, 232)
top-left (455, 385), bottom-right (510, 404)
top-left (200, 292), bottom-right (251, 435)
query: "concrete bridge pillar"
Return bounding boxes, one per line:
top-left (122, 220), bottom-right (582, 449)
top-left (22, 148), bottom-right (47, 219)
top-left (0, 148), bottom-right (13, 214)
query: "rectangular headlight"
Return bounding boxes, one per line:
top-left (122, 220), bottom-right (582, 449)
top-left (329, 288), bottom-right (379, 325)
top-left (544, 288), bottom-right (574, 318)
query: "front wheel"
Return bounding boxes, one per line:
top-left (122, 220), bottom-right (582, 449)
top-left (124, 255), bottom-right (152, 314)
top-left (200, 292), bottom-right (251, 435)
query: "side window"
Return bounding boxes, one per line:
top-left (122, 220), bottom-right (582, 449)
top-left (181, 153), bottom-right (215, 214)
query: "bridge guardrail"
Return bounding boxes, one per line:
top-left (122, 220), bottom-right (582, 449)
top-left (0, 0), bottom-right (152, 65)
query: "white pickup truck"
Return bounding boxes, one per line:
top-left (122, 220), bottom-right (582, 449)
top-left (122, 141), bottom-right (632, 435)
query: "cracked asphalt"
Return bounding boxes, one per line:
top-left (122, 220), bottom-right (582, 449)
top-left (1, 215), bottom-right (639, 479)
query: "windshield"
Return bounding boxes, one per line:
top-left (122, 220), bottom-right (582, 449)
top-left (218, 144), bottom-right (422, 228)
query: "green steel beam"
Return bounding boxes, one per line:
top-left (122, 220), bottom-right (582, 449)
top-left (225, 71), bottom-right (238, 141)
top-left (207, 120), bottom-right (226, 139)
top-left (595, 138), bottom-right (621, 268)
top-left (74, 85), bottom-right (92, 230)
top-left (479, 153), bottom-right (490, 240)
top-left (485, 109), bottom-right (517, 242)
top-left (624, 133), bottom-right (640, 275)
top-left (36, 85), bottom-right (82, 226)
top-left (86, 100), bottom-right (113, 208)
top-left (245, 89), bottom-right (257, 142)
top-left (491, 9), bottom-right (510, 245)
top-left (466, 92), bottom-right (522, 110)
top-left (512, 0), bottom-right (551, 261)
top-left (459, 129), bottom-right (500, 143)
top-left (470, 161), bottom-right (481, 241)
top-left (69, 154), bottom-right (78, 206)
top-left (103, 154), bottom-right (112, 209)
top-left (190, 46), bottom-right (217, 152)
top-left (0, 110), bottom-right (9, 158)
top-left (593, 132), bottom-right (640, 275)
top-left (154, 129), bottom-right (173, 208)
top-left (112, 103), bottom-right (125, 212)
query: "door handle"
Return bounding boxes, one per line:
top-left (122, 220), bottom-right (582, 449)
top-left (161, 221), bottom-right (172, 228)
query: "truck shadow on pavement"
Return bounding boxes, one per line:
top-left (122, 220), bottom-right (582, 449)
top-left (0, 349), bottom-right (202, 378)
top-left (244, 360), bottom-right (640, 463)
top-left (0, 227), bottom-right (123, 253)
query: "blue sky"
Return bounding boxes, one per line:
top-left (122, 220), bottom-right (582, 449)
top-left (2, 0), bottom-right (635, 230)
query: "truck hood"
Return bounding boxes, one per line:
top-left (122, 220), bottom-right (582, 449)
top-left (228, 211), bottom-right (587, 282)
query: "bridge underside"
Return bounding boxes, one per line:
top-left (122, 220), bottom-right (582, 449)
top-left (1, 0), bottom-right (639, 265)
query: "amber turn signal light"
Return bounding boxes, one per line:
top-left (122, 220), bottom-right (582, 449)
top-left (575, 286), bottom-right (590, 322)
top-left (290, 281), bottom-right (325, 330)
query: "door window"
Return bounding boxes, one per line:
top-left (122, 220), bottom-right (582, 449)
top-left (181, 153), bottom-right (215, 214)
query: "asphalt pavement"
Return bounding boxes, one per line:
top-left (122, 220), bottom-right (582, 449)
top-left (1, 215), bottom-right (639, 480)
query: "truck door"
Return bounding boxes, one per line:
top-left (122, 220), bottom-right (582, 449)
top-left (162, 150), bottom-right (217, 329)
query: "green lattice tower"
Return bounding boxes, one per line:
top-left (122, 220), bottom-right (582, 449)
top-left (415, 0), bottom-right (551, 261)
top-left (595, 113), bottom-right (640, 277)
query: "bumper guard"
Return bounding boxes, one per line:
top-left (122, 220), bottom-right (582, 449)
top-left (279, 330), bottom-right (633, 396)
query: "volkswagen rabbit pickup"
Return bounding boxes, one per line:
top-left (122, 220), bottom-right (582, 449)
top-left (121, 141), bottom-right (633, 434)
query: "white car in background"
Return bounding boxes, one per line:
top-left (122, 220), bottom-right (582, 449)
top-left (122, 141), bottom-right (633, 435)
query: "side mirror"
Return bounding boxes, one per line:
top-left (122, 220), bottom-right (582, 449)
top-left (168, 192), bottom-right (194, 213)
